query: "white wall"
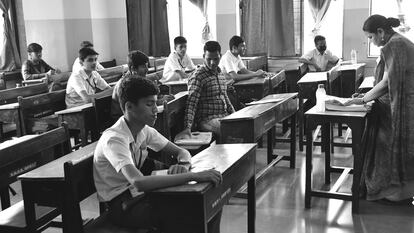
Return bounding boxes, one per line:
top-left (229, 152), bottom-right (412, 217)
top-left (22, 0), bottom-right (128, 71)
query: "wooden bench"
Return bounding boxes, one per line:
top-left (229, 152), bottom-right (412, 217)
top-left (0, 125), bottom-right (71, 232)
top-left (91, 88), bottom-right (115, 134)
top-left (0, 83), bottom-right (49, 139)
top-left (0, 70), bottom-right (23, 89)
top-left (284, 62), bottom-right (308, 93)
top-left (63, 153), bottom-right (147, 233)
top-left (100, 59), bottom-right (117, 68)
top-left (242, 54), bottom-right (268, 71)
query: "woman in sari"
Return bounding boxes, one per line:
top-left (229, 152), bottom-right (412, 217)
top-left (346, 14), bottom-right (414, 203)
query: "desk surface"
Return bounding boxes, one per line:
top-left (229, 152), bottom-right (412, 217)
top-left (221, 93), bottom-right (297, 121)
top-left (0, 134), bottom-right (38, 150)
top-left (0, 102), bottom-right (19, 110)
top-left (305, 106), bottom-right (367, 118)
top-left (55, 103), bottom-right (93, 115)
top-left (234, 77), bottom-right (268, 86)
top-left (359, 76), bottom-right (375, 89)
top-left (151, 143), bottom-right (257, 194)
top-left (18, 142), bottom-right (97, 181)
top-left (337, 63), bottom-right (366, 71)
top-left (298, 72), bottom-right (328, 83)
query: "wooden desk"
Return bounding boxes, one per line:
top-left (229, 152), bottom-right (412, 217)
top-left (242, 55), bottom-right (268, 71)
top-left (148, 143), bottom-right (257, 233)
top-left (18, 142), bottom-right (97, 231)
top-left (55, 103), bottom-right (97, 146)
top-left (233, 77), bottom-right (270, 103)
top-left (0, 103), bottom-right (20, 136)
top-left (358, 76), bottom-right (374, 93)
top-left (220, 93), bottom-right (298, 183)
top-left (336, 63), bottom-right (365, 98)
top-left (268, 70), bottom-right (286, 94)
top-left (304, 106), bottom-right (367, 213)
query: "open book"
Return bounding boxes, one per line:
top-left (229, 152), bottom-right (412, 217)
top-left (174, 132), bottom-right (212, 146)
top-left (325, 95), bottom-right (368, 112)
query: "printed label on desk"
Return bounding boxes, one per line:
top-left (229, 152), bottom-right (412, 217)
top-left (9, 162), bottom-right (37, 177)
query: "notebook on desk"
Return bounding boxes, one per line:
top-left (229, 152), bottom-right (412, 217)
top-left (174, 132), bottom-right (212, 146)
top-left (325, 95), bottom-right (369, 112)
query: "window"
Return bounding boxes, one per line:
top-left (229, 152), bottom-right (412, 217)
top-left (369, 0), bottom-right (414, 56)
top-left (167, 0), bottom-right (216, 57)
top-left (303, 0), bottom-right (344, 57)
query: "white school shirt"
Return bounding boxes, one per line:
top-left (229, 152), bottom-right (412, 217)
top-left (65, 68), bottom-right (110, 108)
top-left (219, 50), bottom-right (246, 74)
top-left (161, 52), bottom-right (196, 82)
top-left (301, 49), bottom-right (339, 72)
top-left (72, 57), bottom-right (104, 73)
top-left (93, 117), bottom-right (169, 202)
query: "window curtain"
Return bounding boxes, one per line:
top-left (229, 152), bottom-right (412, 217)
top-left (0, 0), bottom-right (21, 71)
top-left (396, 0), bottom-right (411, 33)
top-left (308, 0), bottom-right (331, 36)
top-left (126, 0), bottom-right (171, 56)
top-left (189, 0), bottom-right (212, 43)
top-left (241, 0), bottom-right (295, 56)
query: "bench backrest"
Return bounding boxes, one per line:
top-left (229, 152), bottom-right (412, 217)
top-left (92, 88), bottom-right (115, 133)
top-left (159, 92), bottom-right (188, 140)
top-left (0, 125), bottom-right (71, 193)
top-left (63, 153), bottom-right (95, 233)
top-left (0, 83), bottom-right (49, 105)
top-left (18, 90), bottom-right (66, 135)
top-left (242, 54), bottom-right (268, 71)
top-left (154, 58), bottom-right (167, 71)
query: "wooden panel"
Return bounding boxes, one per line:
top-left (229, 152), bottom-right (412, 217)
top-left (233, 77), bottom-right (269, 103)
top-left (0, 83), bottom-right (48, 105)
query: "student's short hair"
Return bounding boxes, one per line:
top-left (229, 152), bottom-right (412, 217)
top-left (27, 43), bottom-right (43, 53)
top-left (314, 35), bottom-right (326, 44)
top-left (203, 41), bottom-right (221, 54)
top-left (80, 41), bottom-right (93, 48)
top-left (78, 48), bottom-right (99, 61)
top-left (229, 36), bottom-right (244, 50)
top-left (174, 36), bottom-right (187, 47)
top-left (118, 76), bottom-right (159, 112)
top-left (127, 50), bottom-right (149, 70)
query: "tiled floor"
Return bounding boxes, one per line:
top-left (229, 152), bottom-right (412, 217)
top-left (8, 136), bottom-right (414, 233)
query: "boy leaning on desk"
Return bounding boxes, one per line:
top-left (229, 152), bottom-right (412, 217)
top-left (93, 77), bottom-right (223, 233)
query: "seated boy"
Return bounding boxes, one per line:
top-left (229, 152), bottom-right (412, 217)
top-left (72, 41), bottom-right (104, 73)
top-left (21, 43), bottom-right (61, 81)
top-left (176, 41), bottom-right (235, 140)
top-left (219, 35), bottom-right (265, 82)
top-left (111, 50), bottom-right (174, 119)
top-left (93, 77), bottom-right (223, 232)
top-left (65, 47), bottom-right (110, 108)
top-left (160, 36), bottom-right (196, 83)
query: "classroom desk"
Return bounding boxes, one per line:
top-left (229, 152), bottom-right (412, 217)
top-left (148, 143), bottom-right (257, 233)
top-left (336, 63), bottom-right (365, 98)
top-left (297, 72), bottom-right (329, 151)
top-left (220, 93), bottom-right (298, 187)
top-left (55, 103), bottom-right (97, 147)
top-left (268, 70), bottom-right (286, 94)
top-left (304, 106), bottom-right (367, 213)
top-left (18, 142), bottom-right (97, 231)
top-left (357, 76), bottom-right (375, 93)
top-left (0, 134), bottom-right (38, 209)
top-left (233, 77), bottom-right (270, 103)
top-left (0, 103), bottom-right (20, 135)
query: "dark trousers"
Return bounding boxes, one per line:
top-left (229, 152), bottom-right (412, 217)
top-left (105, 158), bottom-right (222, 233)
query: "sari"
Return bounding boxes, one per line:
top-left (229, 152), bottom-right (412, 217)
top-left (361, 33), bottom-right (414, 200)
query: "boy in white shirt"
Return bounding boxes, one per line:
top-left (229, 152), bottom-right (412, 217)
top-left (93, 77), bottom-right (222, 232)
top-left (65, 47), bottom-right (110, 108)
top-left (161, 36), bottom-right (196, 83)
top-left (72, 41), bottom-right (104, 73)
top-left (219, 35), bottom-right (265, 81)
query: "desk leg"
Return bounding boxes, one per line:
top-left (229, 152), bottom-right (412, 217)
top-left (267, 128), bottom-right (275, 164)
top-left (350, 123), bottom-right (364, 214)
top-left (248, 175), bottom-right (256, 233)
top-left (79, 114), bottom-right (87, 147)
top-left (290, 113), bottom-right (297, 169)
top-left (22, 181), bottom-right (36, 232)
top-left (0, 187), bottom-right (10, 210)
top-left (305, 124), bottom-right (313, 209)
top-left (322, 123), bottom-right (331, 184)
top-left (299, 97), bottom-right (304, 151)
